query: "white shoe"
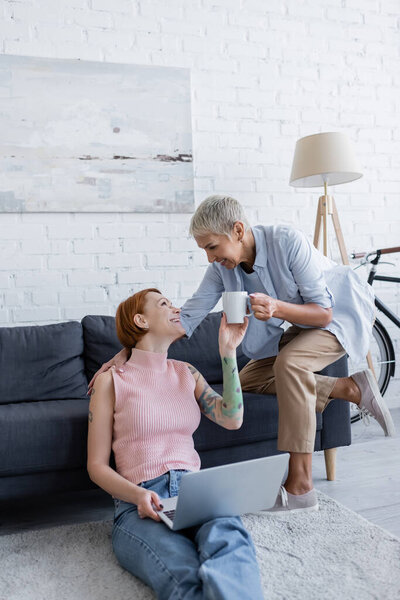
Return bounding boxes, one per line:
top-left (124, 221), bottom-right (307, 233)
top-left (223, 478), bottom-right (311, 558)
top-left (263, 486), bottom-right (319, 516)
top-left (351, 370), bottom-right (396, 437)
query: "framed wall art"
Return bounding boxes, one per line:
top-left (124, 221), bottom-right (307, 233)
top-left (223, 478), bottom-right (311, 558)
top-left (0, 54), bottom-right (194, 212)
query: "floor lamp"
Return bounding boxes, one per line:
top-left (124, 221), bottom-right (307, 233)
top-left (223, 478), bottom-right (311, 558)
top-left (289, 132), bottom-right (365, 481)
top-left (289, 131), bottom-right (362, 264)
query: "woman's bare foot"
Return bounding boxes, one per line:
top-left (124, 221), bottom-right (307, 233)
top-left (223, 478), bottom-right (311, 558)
top-left (330, 376), bottom-right (361, 405)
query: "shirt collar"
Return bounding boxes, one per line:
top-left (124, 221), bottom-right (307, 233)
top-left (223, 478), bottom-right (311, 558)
top-left (127, 347), bottom-right (168, 372)
top-left (251, 226), bottom-right (267, 269)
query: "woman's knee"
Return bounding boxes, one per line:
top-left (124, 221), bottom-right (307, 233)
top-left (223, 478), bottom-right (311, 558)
top-left (272, 349), bottom-right (300, 377)
top-left (112, 524), bottom-right (181, 597)
top-left (196, 516), bottom-right (255, 559)
top-left (112, 521), bottom-right (202, 598)
top-left (112, 523), bottom-right (151, 576)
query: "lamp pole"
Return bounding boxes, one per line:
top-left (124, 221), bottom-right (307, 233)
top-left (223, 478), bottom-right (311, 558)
top-left (313, 181), bottom-right (350, 266)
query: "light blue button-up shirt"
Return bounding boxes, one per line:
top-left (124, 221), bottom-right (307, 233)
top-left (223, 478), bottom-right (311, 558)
top-left (180, 224), bottom-right (375, 364)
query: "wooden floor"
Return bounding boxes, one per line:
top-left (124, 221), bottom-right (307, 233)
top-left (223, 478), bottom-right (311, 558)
top-left (313, 405), bottom-right (400, 539)
top-left (1, 385), bottom-right (399, 539)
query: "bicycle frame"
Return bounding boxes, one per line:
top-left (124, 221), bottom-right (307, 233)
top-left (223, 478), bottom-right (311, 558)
top-left (366, 253), bottom-right (399, 379)
top-left (374, 293), bottom-right (400, 329)
top-left (368, 255), bottom-right (400, 330)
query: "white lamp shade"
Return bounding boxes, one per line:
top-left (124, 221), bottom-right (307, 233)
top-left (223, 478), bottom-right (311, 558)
top-left (289, 132), bottom-right (363, 188)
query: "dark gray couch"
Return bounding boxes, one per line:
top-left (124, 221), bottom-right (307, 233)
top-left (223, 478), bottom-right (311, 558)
top-left (0, 312), bottom-right (350, 501)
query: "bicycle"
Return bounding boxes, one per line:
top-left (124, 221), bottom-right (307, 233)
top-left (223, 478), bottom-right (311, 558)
top-left (348, 245), bottom-right (400, 424)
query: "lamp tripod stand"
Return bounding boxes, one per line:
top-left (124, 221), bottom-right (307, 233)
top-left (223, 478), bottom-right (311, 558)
top-left (312, 181), bottom-right (375, 372)
top-left (313, 182), bottom-right (349, 265)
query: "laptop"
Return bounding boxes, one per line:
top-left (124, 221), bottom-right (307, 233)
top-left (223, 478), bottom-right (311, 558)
top-left (156, 453), bottom-right (289, 530)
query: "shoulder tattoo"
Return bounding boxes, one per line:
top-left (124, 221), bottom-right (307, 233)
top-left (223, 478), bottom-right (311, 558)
top-left (187, 364), bottom-right (201, 383)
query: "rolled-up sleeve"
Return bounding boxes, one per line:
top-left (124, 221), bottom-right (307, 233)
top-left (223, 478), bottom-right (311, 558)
top-left (179, 263), bottom-right (224, 338)
top-left (284, 228), bottom-right (335, 308)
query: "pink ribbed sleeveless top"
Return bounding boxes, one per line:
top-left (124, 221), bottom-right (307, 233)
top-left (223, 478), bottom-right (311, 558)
top-left (111, 347), bottom-right (201, 485)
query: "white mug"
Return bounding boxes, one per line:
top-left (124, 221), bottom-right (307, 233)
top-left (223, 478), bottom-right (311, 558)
top-left (222, 291), bottom-right (253, 324)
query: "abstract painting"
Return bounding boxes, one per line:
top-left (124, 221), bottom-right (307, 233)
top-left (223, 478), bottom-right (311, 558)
top-left (0, 55), bottom-right (194, 212)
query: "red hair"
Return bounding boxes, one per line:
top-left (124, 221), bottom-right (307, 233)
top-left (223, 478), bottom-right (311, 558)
top-left (115, 288), bottom-right (161, 349)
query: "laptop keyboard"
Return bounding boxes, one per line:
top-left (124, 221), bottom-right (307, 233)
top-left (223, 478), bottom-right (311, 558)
top-left (163, 509), bottom-right (176, 521)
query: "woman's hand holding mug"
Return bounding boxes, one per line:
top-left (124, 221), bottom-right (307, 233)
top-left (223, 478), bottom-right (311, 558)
top-left (218, 311), bottom-right (249, 357)
top-left (249, 292), bottom-right (279, 321)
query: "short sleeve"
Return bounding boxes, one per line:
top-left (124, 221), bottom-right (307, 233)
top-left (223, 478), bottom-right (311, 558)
top-left (284, 228), bottom-right (335, 308)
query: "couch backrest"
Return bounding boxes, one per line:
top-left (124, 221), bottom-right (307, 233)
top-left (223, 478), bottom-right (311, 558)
top-left (82, 315), bottom-right (123, 384)
top-left (0, 322), bottom-right (88, 404)
top-left (82, 312), bottom-right (250, 384)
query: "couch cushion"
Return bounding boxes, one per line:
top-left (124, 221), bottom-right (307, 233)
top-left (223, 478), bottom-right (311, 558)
top-left (82, 312), bottom-right (250, 384)
top-left (0, 399), bottom-right (90, 476)
top-left (0, 322), bottom-right (88, 404)
top-left (82, 315), bottom-right (123, 384)
top-left (0, 391), bottom-right (323, 477)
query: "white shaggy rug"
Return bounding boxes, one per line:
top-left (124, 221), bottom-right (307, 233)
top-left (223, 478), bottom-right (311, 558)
top-left (1, 490), bottom-right (399, 600)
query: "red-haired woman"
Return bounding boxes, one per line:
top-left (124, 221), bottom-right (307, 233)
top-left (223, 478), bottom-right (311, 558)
top-left (87, 288), bottom-right (264, 600)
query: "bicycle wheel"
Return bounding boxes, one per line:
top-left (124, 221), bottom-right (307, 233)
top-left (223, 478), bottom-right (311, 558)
top-left (347, 318), bottom-right (394, 424)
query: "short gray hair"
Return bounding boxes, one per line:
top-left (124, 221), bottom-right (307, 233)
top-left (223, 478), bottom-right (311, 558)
top-left (189, 195), bottom-right (250, 238)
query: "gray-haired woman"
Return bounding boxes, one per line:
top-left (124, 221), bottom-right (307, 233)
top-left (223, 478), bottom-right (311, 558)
top-left (90, 195), bottom-right (395, 515)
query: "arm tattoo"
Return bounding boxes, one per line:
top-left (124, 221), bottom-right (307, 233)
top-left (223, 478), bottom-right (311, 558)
top-left (188, 363), bottom-right (219, 421)
top-left (188, 359), bottom-right (243, 428)
top-left (197, 384), bottom-right (220, 422)
top-left (220, 356), bottom-right (243, 421)
top-left (88, 387), bottom-right (95, 422)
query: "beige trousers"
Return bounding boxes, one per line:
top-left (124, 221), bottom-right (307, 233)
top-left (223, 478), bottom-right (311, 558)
top-left (239, 325), bottom-right (347, 454)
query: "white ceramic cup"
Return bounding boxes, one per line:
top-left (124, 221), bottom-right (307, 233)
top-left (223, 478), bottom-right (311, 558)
top-left (222, 291), bottom-right (253, 324)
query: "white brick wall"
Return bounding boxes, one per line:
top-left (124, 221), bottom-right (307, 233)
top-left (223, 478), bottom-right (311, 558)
top-left (0, 0), bottom-right (399, 383)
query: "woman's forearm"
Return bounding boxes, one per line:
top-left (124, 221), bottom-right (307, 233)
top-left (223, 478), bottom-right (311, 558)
top-left (88, 463), bottom-right (141, 504)
top-left (220, 355), bottom-right (244, 429)
top-left (275, 301), bottom-right (332, 327)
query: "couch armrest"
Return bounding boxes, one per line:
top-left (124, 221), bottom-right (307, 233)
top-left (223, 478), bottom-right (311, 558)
top-left (319, 355), bottom-right (351, 449)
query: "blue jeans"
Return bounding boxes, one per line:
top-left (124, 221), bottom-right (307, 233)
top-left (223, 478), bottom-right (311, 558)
top-left (112, 470), bottom-right (264, 600)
